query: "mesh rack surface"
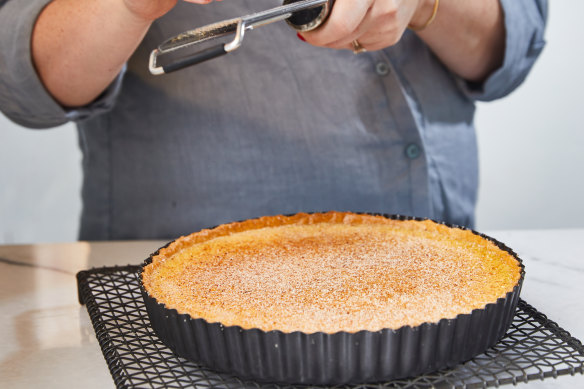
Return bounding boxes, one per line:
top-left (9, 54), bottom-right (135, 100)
top-left (77, 265), bottom-right (584, 389)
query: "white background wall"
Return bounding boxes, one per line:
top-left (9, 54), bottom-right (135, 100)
top-left (1, 1), bottom-right (583, 244)
top-left (474, 0), bottom-right (584, 230)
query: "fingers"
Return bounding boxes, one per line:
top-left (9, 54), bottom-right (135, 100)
top-left (299, 0), bottom-right (417, 53)
top-left (344, 35), bottom-right (391, 53)
top-left (301, 0), bottom-right (373, 47)
top-left (327, 7), bottom-right (379, 50)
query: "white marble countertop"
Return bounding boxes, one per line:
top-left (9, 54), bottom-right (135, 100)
top-left (1, 230), bottom-right (583, 388)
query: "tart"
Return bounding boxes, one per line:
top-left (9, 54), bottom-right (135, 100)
top-left (141, 212), bottom-right (524, 384)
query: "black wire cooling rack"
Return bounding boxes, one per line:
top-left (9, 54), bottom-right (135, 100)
top-left (77, 265), bottom-right (584, 389)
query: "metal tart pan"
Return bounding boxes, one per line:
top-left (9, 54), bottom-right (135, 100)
top-left (140, 215), bottom-right (525, 385)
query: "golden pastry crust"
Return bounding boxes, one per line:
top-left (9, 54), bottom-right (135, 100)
top-left (142, 212), bottom-right (521, 333)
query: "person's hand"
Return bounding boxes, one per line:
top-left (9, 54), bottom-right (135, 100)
top-left (299, 0), bottom-right (431, 52)
top-left (123, 0), bottom-right (220, 22)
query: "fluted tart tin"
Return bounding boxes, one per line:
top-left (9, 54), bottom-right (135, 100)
top-left (140, 214), bottom-right (524, 385)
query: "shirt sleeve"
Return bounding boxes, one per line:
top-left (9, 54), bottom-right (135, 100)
top-left (0, 0), bottom-right (124, 129)
top-left (459, 0), bottom-right (548, 102)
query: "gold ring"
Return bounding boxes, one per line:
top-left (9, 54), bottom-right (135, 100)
top-left (351, 39), bottom-right (367, 54)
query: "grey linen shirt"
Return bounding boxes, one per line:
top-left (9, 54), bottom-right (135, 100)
top-left (0, 0), bottom-right (547, 240)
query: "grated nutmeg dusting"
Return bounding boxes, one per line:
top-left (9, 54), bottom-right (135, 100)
top-left (143, 212), bottom-right (521, 333)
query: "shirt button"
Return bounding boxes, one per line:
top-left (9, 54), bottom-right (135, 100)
top-left (405, 143), bottom-right (421, 159)
top-left (375, 62), bottom-right (389, 76)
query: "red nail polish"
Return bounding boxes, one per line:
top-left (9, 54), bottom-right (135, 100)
top-left (297, 32), bottom-right (306, 42)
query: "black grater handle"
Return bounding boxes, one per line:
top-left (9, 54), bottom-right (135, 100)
top-left (161, 45), bottom-right (227, 74)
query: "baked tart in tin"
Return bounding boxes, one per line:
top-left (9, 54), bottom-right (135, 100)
top-left (141, 212), bottom-right (524, 384)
